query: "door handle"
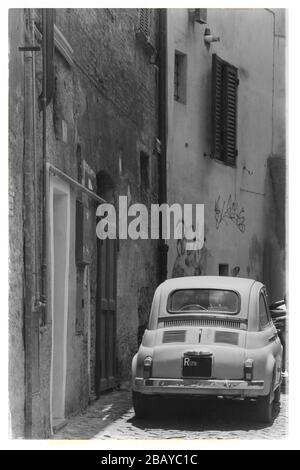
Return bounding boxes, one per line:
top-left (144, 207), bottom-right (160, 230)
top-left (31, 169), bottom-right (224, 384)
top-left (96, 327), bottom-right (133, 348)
top-left (268, 333), bottom-right (277, 343)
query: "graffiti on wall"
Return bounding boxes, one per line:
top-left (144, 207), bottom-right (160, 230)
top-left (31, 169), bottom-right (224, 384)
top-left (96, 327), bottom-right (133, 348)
top-left (172, 220), bottom-right (209, 278)
top-left (231, 266), bottom-right (240, 277)
top-left (214, 194), bottom-right (246, 233)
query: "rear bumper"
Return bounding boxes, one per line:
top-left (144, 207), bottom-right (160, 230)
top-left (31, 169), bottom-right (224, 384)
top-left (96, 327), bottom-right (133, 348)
top-left (134, 377), bottom-right (265, 397)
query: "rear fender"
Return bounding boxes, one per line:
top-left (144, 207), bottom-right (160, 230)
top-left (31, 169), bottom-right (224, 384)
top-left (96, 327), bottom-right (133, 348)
top-left (131, 353), bottom-right (138, 379)
top-left (133, 345), bottom-right (155, 380)
top-left (141, 329), bottom-right (157, 347)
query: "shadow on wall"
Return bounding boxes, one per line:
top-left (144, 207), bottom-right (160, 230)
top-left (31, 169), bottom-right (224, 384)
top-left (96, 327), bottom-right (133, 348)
top-left (247, 235), bottom-right (263, 281)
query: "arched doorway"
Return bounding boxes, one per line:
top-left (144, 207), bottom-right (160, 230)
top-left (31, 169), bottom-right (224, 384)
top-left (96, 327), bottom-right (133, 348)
top-left (95, 171), bottom-right (117, 395)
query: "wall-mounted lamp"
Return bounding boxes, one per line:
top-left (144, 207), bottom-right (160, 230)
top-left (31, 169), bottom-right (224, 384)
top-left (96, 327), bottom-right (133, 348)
top-left (204, 28), bottom-right (220, 44)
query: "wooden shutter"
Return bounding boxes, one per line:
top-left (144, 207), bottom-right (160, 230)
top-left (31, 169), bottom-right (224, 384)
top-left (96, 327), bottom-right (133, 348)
top-left (223, 63), bottom-right (238, 164)
top-left (211, 54), bottom-right (238, 165)
top-left (211, 54), bottom-right (223, 160)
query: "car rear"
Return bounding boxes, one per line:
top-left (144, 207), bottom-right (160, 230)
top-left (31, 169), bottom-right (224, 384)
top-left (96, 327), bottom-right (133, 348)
top-left (133, 283), bottom-right (264, 398)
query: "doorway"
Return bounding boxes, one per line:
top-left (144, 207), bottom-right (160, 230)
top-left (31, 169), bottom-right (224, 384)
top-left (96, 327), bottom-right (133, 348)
top-left (50, 177), bottom-right (70, 427)
top-left (95, 171), bottom-right (117, 395)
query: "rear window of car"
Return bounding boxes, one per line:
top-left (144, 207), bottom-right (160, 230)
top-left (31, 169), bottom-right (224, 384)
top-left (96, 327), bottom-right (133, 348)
top-left (168, 289), bottom-right (240, 315)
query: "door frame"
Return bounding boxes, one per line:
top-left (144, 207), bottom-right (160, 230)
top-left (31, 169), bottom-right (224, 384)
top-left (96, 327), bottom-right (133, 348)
top-left (95, 237), bottom-right (117, 395)
top-left (49, 176), bottom-right (71, 430)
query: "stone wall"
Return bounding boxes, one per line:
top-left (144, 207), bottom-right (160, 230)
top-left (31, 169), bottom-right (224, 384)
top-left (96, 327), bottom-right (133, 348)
top-left (9, 8), bottom-right (160, 438)
top-left (8, 9), bottom-right (26, 439)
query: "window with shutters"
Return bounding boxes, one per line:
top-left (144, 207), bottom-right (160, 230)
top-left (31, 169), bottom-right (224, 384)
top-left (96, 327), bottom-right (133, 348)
top-left (211, 54), bottom-right (239, 166)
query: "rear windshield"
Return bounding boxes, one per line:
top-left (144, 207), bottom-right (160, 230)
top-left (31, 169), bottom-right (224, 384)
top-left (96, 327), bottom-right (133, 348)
top-left (168, 289), bottom-right (240, 315)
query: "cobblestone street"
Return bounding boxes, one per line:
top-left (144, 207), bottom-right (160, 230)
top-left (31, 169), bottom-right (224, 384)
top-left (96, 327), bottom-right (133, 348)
top-left (53, 388), bottom-right (288, 441)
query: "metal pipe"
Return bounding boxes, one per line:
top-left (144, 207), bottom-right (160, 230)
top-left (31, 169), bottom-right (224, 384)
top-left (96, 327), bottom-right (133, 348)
top-left (158, 8), bottom-right (168, 283)
top-left (23, 27), bottom-right (34, 440)
top-left (31, 10), bottom-right (40, 304)
top-left (158, 8), bottom-right (167, 206)
top-left (265, 8), bottom-right (275, 156)
top-left (47, 162), bottom-right (106, 205)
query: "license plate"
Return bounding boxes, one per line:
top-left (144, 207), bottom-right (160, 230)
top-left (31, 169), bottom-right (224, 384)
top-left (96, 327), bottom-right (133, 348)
top-left (182, 356), bottom-right (212, 378)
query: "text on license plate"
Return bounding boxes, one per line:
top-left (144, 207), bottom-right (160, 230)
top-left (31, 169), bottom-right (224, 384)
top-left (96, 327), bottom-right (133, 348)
top-left (182, 356), bottom-right (212, 378)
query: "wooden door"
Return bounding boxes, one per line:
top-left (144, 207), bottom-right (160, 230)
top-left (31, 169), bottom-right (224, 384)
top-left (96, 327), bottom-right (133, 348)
top-left (95, 236), bottom-right (117, 395)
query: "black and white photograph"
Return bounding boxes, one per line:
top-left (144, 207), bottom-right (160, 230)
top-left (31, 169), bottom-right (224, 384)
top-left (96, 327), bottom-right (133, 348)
top-left (6, 3), bottom-right (292, 450)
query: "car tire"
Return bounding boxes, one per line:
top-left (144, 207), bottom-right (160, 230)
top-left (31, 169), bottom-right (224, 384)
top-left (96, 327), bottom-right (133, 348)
top-left (255, 392), bottom-right (274, 424)
top-left (132, 391), bottom-right (149, 419)
top-left (274, 384), bottom-right (281, 404)
top-left (256, 366), bottom-right (279, 424)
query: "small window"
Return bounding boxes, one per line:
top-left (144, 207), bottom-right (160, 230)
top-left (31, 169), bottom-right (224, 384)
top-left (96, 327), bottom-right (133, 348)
top-left (168, 289), bottom-right (240, 315)
top-left (259, 293), bottom-right (270, 329)
top-left (211, 54), bottom-right (238, 165)
top-left (174, 51), bottom-right (187, 104)
top-left (219, 264), bottom-right (229, 276)
top-left (140, 152), bottom-right (149, 189)
top-left (194, 9), bottom-right (207, 24)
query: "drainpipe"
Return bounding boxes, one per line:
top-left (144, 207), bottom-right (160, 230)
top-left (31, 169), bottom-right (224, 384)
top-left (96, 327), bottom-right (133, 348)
top-left (23, 14), bottom-right (35, 440)
top-left (31, 12), bottom-right (40, 307)
top-left (265, 8), bottom-right (275, 156)
top-left (158, 8), bottom-right (168, 283)
top-left (40, 9), bottom-right (48, 316)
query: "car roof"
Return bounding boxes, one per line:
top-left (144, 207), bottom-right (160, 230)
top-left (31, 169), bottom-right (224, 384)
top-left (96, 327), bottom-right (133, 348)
top-left (160, 276), bottom-right (257, 293)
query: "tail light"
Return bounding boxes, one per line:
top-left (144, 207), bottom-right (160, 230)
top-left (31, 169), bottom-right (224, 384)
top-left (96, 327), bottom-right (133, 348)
top-left (143, 356), bottom-right (153, 379)
top-left (244, 359), bottom-right (254, 381)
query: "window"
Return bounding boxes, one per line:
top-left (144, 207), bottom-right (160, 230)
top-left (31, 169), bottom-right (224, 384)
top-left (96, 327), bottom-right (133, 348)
top-left (219, 264), bottom-right (229, 276)
top-left (168, 289), bottom-right (240, 315)
top-left (174, 51), bottom-right (187, 103)
top-left (211, 54), bottom-right (239, 165)
top-left (259, 293), bottom-right (270, 329)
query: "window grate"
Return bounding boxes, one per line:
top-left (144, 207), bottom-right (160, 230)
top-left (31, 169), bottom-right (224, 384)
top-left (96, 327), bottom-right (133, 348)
top-left (162, 318), bottom-right (245, 330)
top-left (162, 330), bottom-right (187, 343)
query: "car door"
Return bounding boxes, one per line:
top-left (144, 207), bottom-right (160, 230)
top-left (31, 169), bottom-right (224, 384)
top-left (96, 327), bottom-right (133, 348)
top-left (259, 288), bottom-right (282, 387)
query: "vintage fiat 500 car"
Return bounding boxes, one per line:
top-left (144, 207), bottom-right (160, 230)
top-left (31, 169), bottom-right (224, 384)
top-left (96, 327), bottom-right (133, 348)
top-left (132, 276), bottom-right (282, 423)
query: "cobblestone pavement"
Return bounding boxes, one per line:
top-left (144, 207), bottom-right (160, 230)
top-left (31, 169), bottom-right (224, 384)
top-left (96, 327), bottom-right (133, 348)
top-left (53, 387), bottom-right (288, 441)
